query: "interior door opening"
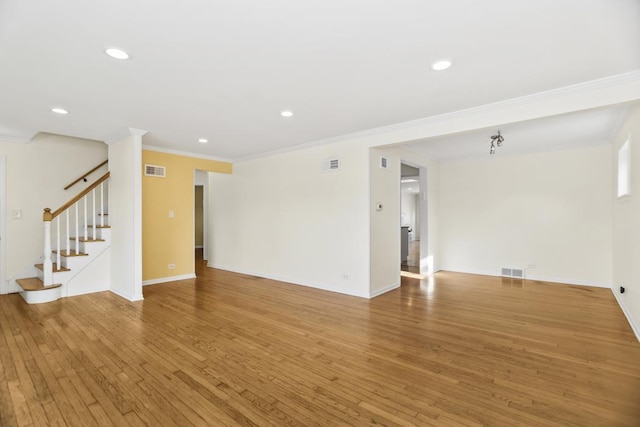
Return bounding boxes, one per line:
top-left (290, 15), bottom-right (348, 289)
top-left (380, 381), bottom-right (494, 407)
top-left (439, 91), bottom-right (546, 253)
top-left (400, 163), bottom-right (420, 274)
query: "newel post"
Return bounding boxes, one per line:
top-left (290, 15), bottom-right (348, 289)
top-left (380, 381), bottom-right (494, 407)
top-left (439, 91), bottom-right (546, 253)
top-left (43, 208), bottom-right (53, 286)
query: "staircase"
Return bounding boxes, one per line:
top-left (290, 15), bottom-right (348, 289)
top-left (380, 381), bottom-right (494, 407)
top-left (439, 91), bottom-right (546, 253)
top-left (16, 172), bottom-right (111, 304)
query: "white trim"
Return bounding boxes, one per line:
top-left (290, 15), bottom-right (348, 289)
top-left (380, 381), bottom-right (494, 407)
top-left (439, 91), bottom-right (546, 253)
top-left (143, 273), bottom-right (197, 286)
top-left (236, 71), bottom-right (640, 162)
top-left (132, 131), bottom-right (144, 301)
top-left (142, 144), bottom-right (232, 163)
top-left (110, 288), bottom-right (144, 302)
top-left (208, 263), bottom-right (370, 298)
top-left (441, 268), bottom-right (611, 288)
top-left (0, 156), bottom-right (6, 294)
top-left (611, 288), bottom-right (640, 342)
top-left (195, 245), bottom-right (203, 249)
top-left (19, 286), bottom-right (62, 304)
top-left (0, 134), bottom-right (32, 144)
top-left (369, 283), bottom-right (400, 298)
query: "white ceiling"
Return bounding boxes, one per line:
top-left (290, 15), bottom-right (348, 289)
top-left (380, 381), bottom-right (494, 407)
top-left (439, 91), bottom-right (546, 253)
top-left (403, 105), bottom-right (630, 162)
top-left (0, 0), bottom-right (639, 161)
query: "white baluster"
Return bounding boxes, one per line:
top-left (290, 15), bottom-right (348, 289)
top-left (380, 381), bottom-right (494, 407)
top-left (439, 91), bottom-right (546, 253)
top-left (56, 216), bottom-right (60, 269)
top-left (66, 210), bottom-right (70, 255)
top-left (100, 182), bottom-right (104, 227)
top-left (106, 179), bottom-right (110, 226)
top-left (43, 209), bottom-right (53, 286)
top-left (75, 203), bottom-right (79, 251)
top-left (83, 196), bottom-right (88, 240)
top-left (92, 189), bottom-right (96, 240)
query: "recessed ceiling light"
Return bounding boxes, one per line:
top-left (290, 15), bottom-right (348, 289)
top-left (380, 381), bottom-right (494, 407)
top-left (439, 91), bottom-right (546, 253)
top-left (51, 107), bottom-right (69, 115)
top-left (198, 138), bottom-right (208, 143)
top-left (281, 111), bottom-right (293, 117)
top-left (431, 59), bottom-right (452, 71)
top-left (104, 47), bottom-right (130, 60)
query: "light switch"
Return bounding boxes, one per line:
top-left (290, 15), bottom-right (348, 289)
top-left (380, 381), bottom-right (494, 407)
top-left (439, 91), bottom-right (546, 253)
top-left (12, 208), bottom-right (22, 219)
top-left (168, 210), bottom-right (175, 218)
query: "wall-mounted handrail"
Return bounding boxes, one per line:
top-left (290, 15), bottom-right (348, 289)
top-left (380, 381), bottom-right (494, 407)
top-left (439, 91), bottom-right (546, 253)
top-left (64, 160), bottom-right (108, 190)
top-left (45, 172), bottom-right (110, 220)
top-left (42, 172), bottom-right (110, 285)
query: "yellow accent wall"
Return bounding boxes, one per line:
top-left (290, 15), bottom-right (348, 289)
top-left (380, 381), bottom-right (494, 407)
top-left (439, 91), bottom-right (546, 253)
top-left (142, 150), bottom-right (232, 281)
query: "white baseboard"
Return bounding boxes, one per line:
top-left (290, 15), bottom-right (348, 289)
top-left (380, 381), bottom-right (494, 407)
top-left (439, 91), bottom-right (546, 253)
top-left (207, 263), bottom-right (370, 298)
top-left (110, 288), bottom-right (143, 302)
top-left (142, 273), bottom-right (196, 286)
top-left (441, 268), bottom-right (611, 288)
top-left (369, 282), bottom-right (400, 298)
top-left (611, 288), bottom-right (640, 342)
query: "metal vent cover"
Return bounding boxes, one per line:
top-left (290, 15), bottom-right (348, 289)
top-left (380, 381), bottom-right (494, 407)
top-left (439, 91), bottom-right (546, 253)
top-left (322, 158), bottom-right (341, 172)
top-left (501, 267), bottom-right (525, 279)
top-left (145, 164), bottom-right (166, 177)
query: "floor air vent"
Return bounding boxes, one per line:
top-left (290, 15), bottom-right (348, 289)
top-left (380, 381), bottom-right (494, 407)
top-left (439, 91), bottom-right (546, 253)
top-left (501, 267), bottom-right (524, 279)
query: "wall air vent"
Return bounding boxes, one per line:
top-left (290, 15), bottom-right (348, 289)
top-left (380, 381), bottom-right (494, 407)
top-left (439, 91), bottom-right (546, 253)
top-left (322, 158), bottom-right (341, 172)
top-left (380, 156), bottom-right (389, 169)
top-left (501, 267), bottom-right (525, 279)
top-left (145, 164), bottom-right (166, 177)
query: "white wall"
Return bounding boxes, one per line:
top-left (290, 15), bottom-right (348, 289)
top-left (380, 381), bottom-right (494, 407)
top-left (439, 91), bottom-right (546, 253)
top-left (438, 144), bottom-right (612, 287)
top-left (209, 141), bottom-right (371, 297)
top-left (612, 104), bottom-right (640, 339)
top-left (108, 130), bottom-right (144, 301)
top-left (0, 133), bottom-right (107, 293)
top-left (369, 146), bottom-right (439, 296)
top-left (370, 148), bottom-right (401, 296)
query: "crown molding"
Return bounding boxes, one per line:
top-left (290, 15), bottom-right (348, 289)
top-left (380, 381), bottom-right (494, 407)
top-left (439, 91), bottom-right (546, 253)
top-left (141, 145), bottom-right (232, 163)
top-left (103, 127), bottom-right (149, 145)
top-left (236, 70), bottom-right (640, 163)
top-left (0, 133), bottom-right (32, 144)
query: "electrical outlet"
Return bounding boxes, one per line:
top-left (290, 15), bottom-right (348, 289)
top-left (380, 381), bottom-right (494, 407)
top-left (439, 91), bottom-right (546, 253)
top-left (168, 263), bottom-right (176, 269)
top-left (527, 263), bottom-right (536, 269)
top-left (342, 274), bottom-right (349, 280)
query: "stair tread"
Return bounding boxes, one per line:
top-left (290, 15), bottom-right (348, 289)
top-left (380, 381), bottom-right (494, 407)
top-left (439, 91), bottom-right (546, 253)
top-left (69, 237), bottom-right (105, 242)
top-left (17, 277), bottom-right (62, 292)
top-left (87, 225), bottom-right (111, 229)
top-left (35, 263), bottom-right (70, 272)
top-left (52, 250), bottom-right (88, 257)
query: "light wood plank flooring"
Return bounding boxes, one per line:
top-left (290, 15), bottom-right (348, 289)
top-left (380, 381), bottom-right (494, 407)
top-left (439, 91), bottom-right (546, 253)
top-left (1, 261), bottom-right (639, 426)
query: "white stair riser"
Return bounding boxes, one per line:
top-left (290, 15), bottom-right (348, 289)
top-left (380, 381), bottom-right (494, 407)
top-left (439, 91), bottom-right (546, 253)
top-left (53, 240), bottom-right (109, 269)
top-left (19, 287), bottom-right (62, 304)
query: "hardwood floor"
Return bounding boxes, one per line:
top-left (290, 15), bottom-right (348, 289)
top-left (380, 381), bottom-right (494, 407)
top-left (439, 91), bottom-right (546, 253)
top-left (1, 259), bottom-right (639, 426)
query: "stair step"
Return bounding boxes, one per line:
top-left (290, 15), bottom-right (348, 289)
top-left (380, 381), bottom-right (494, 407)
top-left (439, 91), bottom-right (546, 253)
top-left (98, 213), bottom-right (109, 216)
top-left (52, 250), bottom-right (88, 257)
top-left (17, 277), bottom-right (62, 292)
top-left (69, 237), bottom-right (105, 242)
top-left (35, 263), bottom-right (70, 272)
top-left (87, 225), bottom-right (111, 229)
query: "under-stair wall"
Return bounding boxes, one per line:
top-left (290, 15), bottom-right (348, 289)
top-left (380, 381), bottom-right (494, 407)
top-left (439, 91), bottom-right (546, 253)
top-left (0, 133), bottom-right (107, 294)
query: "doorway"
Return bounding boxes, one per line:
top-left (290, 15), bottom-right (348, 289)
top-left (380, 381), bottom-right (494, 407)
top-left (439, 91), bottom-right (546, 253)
top-left (194, 170), bottom-right (208, 272)
top-left (400, 163), bottom-right (420, 273)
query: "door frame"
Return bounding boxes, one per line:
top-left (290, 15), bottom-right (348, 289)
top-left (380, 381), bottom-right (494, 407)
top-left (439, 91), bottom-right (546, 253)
top-left (0, 155), bottom-right (6, 294)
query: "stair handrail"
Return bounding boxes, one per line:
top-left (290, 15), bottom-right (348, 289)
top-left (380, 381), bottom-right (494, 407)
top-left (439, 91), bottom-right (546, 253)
top-left (63, 160), bottom-right (108, 190)
top-left (41, 172), bottom-right (110, 286)
top-left (46, 172), bottom-right (110, 220)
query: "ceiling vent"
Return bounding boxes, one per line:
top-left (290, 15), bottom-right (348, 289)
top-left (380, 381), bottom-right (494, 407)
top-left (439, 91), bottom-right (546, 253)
top-left (322, 158), bottom-right (341, 172)
top-left (501, 267), bottom-right (524, 279)
top-left (379, 156), bottom-right (389, 169)
top-left (145, 164), bottom-right (166, 177)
